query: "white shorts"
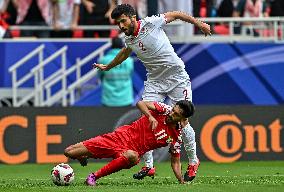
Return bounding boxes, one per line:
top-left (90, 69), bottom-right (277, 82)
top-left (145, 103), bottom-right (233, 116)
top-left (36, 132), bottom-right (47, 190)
top-left (142, 77), bottom-right (192, 104)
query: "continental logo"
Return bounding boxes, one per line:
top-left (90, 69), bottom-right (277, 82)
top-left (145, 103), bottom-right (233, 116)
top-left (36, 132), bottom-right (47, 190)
top-left (200, 114), bottom-right (283, 163)
top-left (0, 115), bottom-right (68, 164)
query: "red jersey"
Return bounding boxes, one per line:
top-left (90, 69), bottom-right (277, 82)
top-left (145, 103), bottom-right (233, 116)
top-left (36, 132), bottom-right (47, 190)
top-left (129, 102), bottom-right (182, 155)
top-left (83, 102), bottom-right (182, 159)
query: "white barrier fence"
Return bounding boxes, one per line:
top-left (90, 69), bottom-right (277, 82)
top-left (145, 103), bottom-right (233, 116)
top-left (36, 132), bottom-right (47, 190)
top-left (8, 41), bottom-right (111, 107)
top-left (8, 17), bottom-right (284, 42)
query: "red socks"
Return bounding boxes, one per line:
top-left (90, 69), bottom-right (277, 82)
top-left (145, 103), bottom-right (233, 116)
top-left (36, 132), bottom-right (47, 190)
top-left (94, 155), bottom-right (131, 179)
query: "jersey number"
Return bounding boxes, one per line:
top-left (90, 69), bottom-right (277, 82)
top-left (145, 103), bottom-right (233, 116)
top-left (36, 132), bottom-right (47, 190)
top-left (183, 89), bottom-right (188, 100)
top-left (155, 129), bottom-right (167, 140)
top-left (138, 42), bottom-right (146, 51)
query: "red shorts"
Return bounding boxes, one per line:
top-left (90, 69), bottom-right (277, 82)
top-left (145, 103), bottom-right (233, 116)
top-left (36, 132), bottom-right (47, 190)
top-left (83, 127), bottom-right (134, 159)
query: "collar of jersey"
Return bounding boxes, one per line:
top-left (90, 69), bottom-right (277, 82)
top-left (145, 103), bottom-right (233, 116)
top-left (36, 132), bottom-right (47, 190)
top-left (133, 20), bottom-right (141, 37)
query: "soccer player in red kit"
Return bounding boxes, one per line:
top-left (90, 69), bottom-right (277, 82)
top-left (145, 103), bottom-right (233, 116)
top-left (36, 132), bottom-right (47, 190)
top-left (64, 100), bottom-right (195, 186)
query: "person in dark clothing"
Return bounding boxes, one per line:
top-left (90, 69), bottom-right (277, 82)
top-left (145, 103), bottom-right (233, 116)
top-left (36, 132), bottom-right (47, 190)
top-left (15, 0), bottom-right (57, 38)
top-left (269, 0), bottom-right (284, 16)
top-left (217, 0), bottom-right (238, 17)
top-left (79, 0), bottom-right (115, 38)
top-left (193, 0), bottom-right (214, 18)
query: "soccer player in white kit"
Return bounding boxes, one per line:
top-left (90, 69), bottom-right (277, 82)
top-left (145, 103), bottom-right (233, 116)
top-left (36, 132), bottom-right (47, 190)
top-left (94, 4), bottom-right (211, 182)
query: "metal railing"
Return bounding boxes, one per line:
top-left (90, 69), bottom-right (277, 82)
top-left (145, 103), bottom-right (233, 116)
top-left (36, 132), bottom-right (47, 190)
top-left (8, 45), bottom-right (68, 106)
top-left (8, 41), bottom-right (111, 107)
top-left (166, 17), bottom-right (284, 42)
top-left (44, 41), bottom-right (111, 106)
top-left (8, 17), bottom-right (284, 42)
top-left (197, 17), bottom-right (284, 43)
top-left (31, 46), bottom-right (68, 106)
top-left (8, 45), bottom-right (45, 107)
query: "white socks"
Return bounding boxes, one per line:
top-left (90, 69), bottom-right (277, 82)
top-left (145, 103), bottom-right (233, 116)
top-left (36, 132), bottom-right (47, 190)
top-left (181, 123), bottom-right (199, 164)
top-left (143, 150), bottom-right (154, 168)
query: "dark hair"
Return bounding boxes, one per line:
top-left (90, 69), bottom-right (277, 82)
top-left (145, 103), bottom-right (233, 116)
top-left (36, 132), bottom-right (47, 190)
top-left (112, 37), bottom-right (123, 48)
top-left (111, 4), bottom-right (136, 19)
top-left (176, 100), bottom-right (195, 118)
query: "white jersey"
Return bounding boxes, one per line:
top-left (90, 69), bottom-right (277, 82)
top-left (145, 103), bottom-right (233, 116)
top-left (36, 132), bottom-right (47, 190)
top-left (125, 14), bottom-right (189, 80)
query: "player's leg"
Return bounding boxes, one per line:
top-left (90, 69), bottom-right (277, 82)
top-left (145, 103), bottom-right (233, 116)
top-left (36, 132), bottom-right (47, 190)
top-left (168, 80), bottom-right (200, 181)
top-left (144, 150), bottom-right (154, 168)
top-left (64, 142), bottom-right (92, 157)
top-left (181, 124), bottom-right (200, 181)
top-left (86, 150), bottom-right (140, 186)
top-left (133, 150), bottom-right (156, 180)
top-left (64, 142), bottom-right (93, 166)
top-left (133, 81), bottom-right (166, 180)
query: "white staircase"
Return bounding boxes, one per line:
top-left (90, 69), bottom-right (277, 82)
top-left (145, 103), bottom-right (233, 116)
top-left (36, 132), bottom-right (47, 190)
top-left (8, 41), bottom-right (111, 107)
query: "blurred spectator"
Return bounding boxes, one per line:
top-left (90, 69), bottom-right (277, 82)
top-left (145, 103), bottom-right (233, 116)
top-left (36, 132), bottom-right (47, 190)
top-left (51, 0), bottom-right (80, 38)
top-left (0, 0), bottom-right (17, 24)
top-left (158, 0), bottom-right (194, 36)
top-left (191, 0), bottom-right (214, 34)
top-left (147, 0), bottom-right (157, 16)
top-left (233, 0), bottom-right (269, 36)
top-left (213, 0), bottom-right (240, 35)
top-left (0, 17), bottom-right (8, 38)
top-left (217, 0), bottom-right (240, 17)
top-left (268, 0), bottom-right (284, 16)
top-left (97, 37), bottom-right (134, 107)
top-left (233, 0), bottom-right (269, 17)
top-left (0, 0), bottom-right (17, 38)
top-left (0, 0), bottom-right (9, 38)
top-left (79, 0), bottom-right (116, 38)
top-left (14, 0), bottom-right (57, 38)
top-left (117, 0), bottom-right (147, 18)
top-left (193, 0), bottom-right (214, 18)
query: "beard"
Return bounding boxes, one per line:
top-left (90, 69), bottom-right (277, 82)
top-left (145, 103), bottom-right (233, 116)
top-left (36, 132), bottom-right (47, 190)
top-left (166, 115), bottom-right (173, 123)
top-left (124, 21), bottom-right (135, 36)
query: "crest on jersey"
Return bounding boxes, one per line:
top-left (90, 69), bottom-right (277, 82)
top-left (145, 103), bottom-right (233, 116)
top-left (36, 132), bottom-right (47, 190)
top-left (140, 27), bottom-right (147, 35)
top-left (166, 136), bottom-right (173, 144)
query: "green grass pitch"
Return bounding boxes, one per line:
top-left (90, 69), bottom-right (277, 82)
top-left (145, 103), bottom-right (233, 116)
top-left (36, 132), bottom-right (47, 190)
top-left (0, 161), bottom-right (283, 192)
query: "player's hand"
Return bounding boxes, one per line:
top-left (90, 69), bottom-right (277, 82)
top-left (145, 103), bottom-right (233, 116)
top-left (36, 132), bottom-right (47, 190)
top-left (179, 179), bottom-right (185, 184)
top-left (149, 116), bottom-right (158, 130)
top-left (93, 63), bottom-right (109, 71)
top-left (198, 21), bottom-right (212, 36)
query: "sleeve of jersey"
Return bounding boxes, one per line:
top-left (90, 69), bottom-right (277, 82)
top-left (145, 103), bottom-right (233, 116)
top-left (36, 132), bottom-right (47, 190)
top-left (169, 142), bottom-right (181, 157)
top-left (153, 102), bottom-right (172, 114)
top-left (144, 14), bottom-right (167, 28)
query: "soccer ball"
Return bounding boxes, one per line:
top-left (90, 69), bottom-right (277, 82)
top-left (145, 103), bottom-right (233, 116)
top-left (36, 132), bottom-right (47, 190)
top-left (51, 163), bottom-right (75, 186)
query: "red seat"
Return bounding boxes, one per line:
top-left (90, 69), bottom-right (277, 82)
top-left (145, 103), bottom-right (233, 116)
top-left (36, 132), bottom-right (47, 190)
top-left (214, 25), bottom-right (229, 35)
top-left (10, 29), bottom-right (20, 37)
top-left (73, 29), bottom-right (83, 38)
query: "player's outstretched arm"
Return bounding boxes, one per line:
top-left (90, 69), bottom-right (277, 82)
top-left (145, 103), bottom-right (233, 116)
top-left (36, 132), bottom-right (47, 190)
top-left (170, 154), bottom-right (184, 184)
top-left (136, 101), bottom-right (158, 130)
top-left (93, 47), bottom-right (132, 71)
top-left (164, 11), bottom-right (211, 36)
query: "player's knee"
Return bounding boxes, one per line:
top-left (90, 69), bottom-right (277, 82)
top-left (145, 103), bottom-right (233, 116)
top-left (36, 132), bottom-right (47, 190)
top-left (64, 145), bottom-right (74, 158)
top-left (123, 150), bottom-right (139, 166)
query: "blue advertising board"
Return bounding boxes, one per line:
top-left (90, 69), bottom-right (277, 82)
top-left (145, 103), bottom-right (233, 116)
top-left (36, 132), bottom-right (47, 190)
top-left (1, 41), bottom-right (284, 105)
